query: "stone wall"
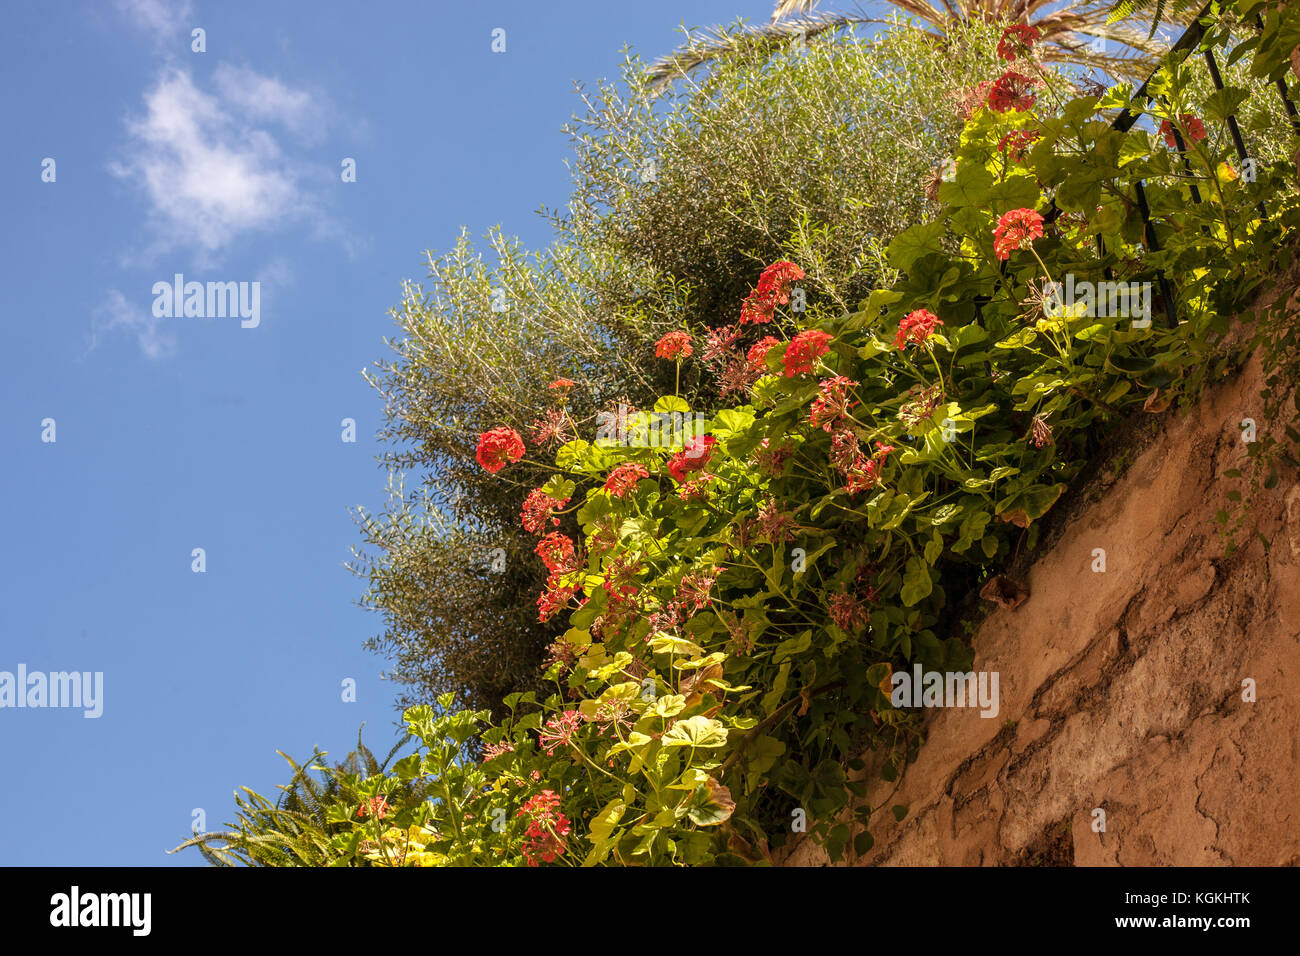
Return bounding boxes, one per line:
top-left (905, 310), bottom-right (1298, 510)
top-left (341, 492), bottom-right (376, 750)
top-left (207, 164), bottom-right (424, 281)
top-left (781, 349), bottom-right (1300, 866)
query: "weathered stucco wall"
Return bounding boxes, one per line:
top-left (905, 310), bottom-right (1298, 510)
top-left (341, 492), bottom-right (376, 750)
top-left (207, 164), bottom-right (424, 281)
top-left (782, 346), bottom-right (1300, 866)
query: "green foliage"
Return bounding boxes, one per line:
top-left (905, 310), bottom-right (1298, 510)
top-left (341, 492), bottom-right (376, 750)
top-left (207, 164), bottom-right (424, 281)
top-left (172, 727), bottom-right (421, 866)
top-left (205, 13), bottom-right (1300, 867)
top-left (353, 18), bottom-right (1038, 713)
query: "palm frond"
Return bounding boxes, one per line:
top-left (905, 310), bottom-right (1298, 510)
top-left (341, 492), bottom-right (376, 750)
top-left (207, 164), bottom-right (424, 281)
top-left (647, 0), bottom-right (1188, 91)
top-left (645, 13), bottom-right (864, 89)
top-left (771, 0), bottom-right (822, 21)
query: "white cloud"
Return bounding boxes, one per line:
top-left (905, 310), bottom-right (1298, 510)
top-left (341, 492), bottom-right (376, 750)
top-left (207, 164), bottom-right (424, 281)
top-left (213, 64), bottom-right (326, 141)
top-left (109, 67), bottom-right (311, 253)
top-left (115, 0), bottom-right (194, 48)
top-left (90, 289), bottom-right (176, 360)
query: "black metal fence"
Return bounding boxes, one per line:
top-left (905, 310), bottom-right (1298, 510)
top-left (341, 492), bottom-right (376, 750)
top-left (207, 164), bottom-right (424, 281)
top-left (1049, 3), bottom-right (1300, 327)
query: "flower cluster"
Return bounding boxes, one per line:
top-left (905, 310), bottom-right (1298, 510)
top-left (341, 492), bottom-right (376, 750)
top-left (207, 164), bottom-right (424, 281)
top-left (899, 383), bottom-right (945, 428)
top-left (537, 581), bottom-right (577, 623)
top-left (956, 81), bottom-right (995, 120)
top-left (747, 335), bottom-right (782, 370)
top-left (677, 474), bottom-right (716, 501)
top-left (529, 408), bottom-right (571, 447)
top-left (894, 309), bottom-right (943, 351)
top-left (998, 129), bottom-right (1039, 163)
top-left (809, 375), bottom-right (859, 431)
top-left (521, 488), bottom-right (569, 534)
top-left (650, 568), bottom-right (719, 631)
top-left (739, 260), bottom-right (805, 325)
top-left (668, 434), bottom-right (716, 482)
top-left (535, 532), bottom-right (577, 574)
top-left (752, 436), bottom-right (793, 476)
top-left (754, 498), bottom-right (798, 544)
top-left (993, 207), bottom-right (1045, 260)
top-left (517, 790), bottom-right (571, 867)
top-left (996, 24), bottom-right (1039, 62)
top-left (538, 709), bottom-right (582, 756)
top-left (357, 796), bottom-right (390, 820)
top-left (535, 532), bottom-right (580, 622)
top-left (655, 330), bottom-right (693, 360)
top-left (987, 71), bottom-right (1038, 113)
top-left (829, 431), bottom-right (894, 496)
top-left (475, 426), bottom-right (525, 473)
top-left (603, 462), bottom-right (649, 498)
top-left (783, 329), bottom-right (832, 376)
top-left (828, 590), bottom-right (868, 633)
top-left (480, 740), bottom-right (515, 762)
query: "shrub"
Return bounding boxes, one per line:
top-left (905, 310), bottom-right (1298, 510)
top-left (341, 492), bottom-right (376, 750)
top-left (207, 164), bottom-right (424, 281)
top-left (354, 17), bottom-right (1069, 712)
top-left (210, 17), bottom-right (1300, 865)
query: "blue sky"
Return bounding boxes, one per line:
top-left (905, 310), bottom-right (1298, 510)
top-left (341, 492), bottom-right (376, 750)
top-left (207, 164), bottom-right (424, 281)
top-left (0, 0), bottom-right (771, 866)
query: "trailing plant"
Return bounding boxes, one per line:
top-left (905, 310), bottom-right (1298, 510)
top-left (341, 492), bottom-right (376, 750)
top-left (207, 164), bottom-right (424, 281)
top-left (355, 17), bottom-right (1044, 714)
top-left (202, 18), bottom-right (1300, 866)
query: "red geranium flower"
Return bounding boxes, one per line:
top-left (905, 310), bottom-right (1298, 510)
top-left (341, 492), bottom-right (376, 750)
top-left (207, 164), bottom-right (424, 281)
top-left (739, 260), bottom-right (805, 324)
top-left (537, 577), bottom-right (577, 622)
top-left (843, 442), bottom-right (894, 496)
top-left (521, 488), bottom-right (569, 534)
top-left (993, 207), bottom-right (1045, 260)
top-left (747, 336), bottom-right (782, 369)
top-left (668, 435), bottom-right (716, 482)
top-left (997, 24), bottom-right (1040, 62)
top-left (894, 309), bottom-right (943, 351)
top-left (476, 426), bottom-right (525, 473)
top-left (548, 378), bottom-right (575, 390)
top-left (782, 329), bottom-right (833, 377)
top-left (655, 330), bottom-right (693, 360)
top-left (987, 71), bottom-right (1038, 113)
top-left (518, 791), bottom-right (571, 867)
top-left (357, 796), bottom-right (389, 820)
top-left (809, 375), bottom-right (859, 431)
top-left (538, 710), bottom-right (582, 756)
top-left (604, 463), bottom-right (649, 498)
top-left (998, 130), bottom-right (1039, 163)
top-left (1159, 115), bottom-right (1207, 149)
top-left (535, 532), bottom-right (577, 574)
top-left (739, 298), bottom-right (774, 325)
top-left (756, 260), bottom-right (805, 300)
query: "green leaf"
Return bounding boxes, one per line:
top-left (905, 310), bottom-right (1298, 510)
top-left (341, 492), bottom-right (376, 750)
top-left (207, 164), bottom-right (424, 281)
top-left (995, 328), bottom-right (1037, 349)
top-left (685, 778), bottom-right (735, 827)
top-left (711, 407), bottom-right (755, 439)
top-left (556, 439), bottom-right (591, 470)
top-left (900, 556), bottom-right (934, 607)
top-left (938, 162), bottom-right (994, 210)
top-left (980, 534), bottom-right (999, 559)
top-left (923, 531), bottom-right (943, 564)
top-left (540, 475), bottom-right (576, 500)
top-left (773, 629), bottom-right (812, 664)
top-left (648, 632), bottom-right (704, 657)
top-left (997, 483), bottom-right (1065, 528)
top-left (887, 221), bottom-right (947, 271)
top-left (653, 395), bottom-right (691, 414)
top-left (584, 798), bottom-right (627, 865)
top-left (661, 715), bottom-right (729, 749)
top-left (987, 175), bottom-right (1041, 215)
